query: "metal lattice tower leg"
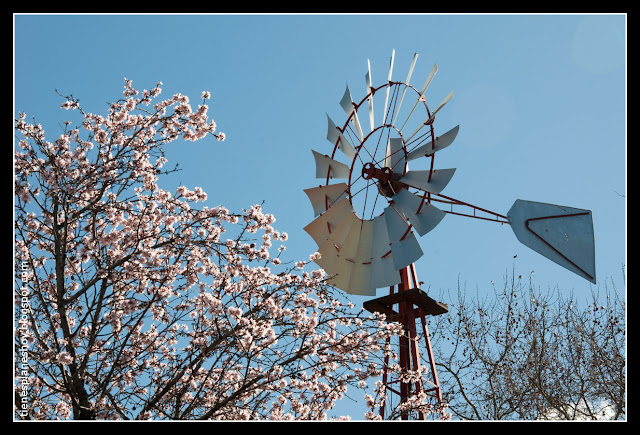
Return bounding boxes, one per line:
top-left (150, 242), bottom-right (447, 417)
top-left (364, 264), bottom-right (447, 420)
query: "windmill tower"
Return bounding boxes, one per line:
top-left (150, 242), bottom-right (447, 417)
top-left (303, 50), bottom-right (596, 420)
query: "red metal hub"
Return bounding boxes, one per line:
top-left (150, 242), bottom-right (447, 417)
top-left (361, 162), bottom-right (391, 181)
top-left (361, 162), bottom-right (406, 198)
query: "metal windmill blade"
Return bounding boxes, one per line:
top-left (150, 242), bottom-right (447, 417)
top-left (381, 49), bottom-right (395, 125)
top-left (311, 150), bottom-right (351, 179)
top-left (391, 189), bottom-right (446, 236)
top-left (384, 204), bottom-right (423, 271)
top-left (365, 59), bottom-right (375, 133)
top-left (326, 114), bottom-right (356, 161)
top-left (404, 90), bottom-right (455, 143)
top-left (399, 62), bottom-right (437, 134)
top-left (339, 84), bottom-right (365, 142)
top-left (391, 53), bottom-right (419, 126)
top-left (400, 168), bottom-right (457, 194)
top-left (303, 197), bottom-right (352, 246)
top-left (406, 124), bottom-right (460, 161)
top-left (383, 137), bottom-right (406, 174)
top-left (303, 182), bottom-right (349, 217)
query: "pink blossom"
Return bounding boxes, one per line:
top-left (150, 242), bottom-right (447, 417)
top-left (56, 352), bottom-right (73, 365)
top-left (54, 400), bottom-right (72, 419)
top-left (227, 306), bottom-right (243, 320)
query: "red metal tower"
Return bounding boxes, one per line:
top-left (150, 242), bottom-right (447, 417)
top-left (364, 264), bottom-right (447, 419)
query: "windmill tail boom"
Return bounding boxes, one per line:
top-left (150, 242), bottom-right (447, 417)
top-left (507, 199), bottom-right (596, 284)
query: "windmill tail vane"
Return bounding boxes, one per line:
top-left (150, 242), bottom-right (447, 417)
top-left (302, 49), bottom-right (596, 419)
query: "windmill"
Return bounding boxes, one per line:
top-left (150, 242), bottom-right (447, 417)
top-left (303, 50), bottom-right (596, 420)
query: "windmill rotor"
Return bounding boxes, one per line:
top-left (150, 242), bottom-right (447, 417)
top-left (305, 51), bottom-right (460, 296)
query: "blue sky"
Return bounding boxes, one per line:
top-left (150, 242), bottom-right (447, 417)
top-left (14, 13), bottom-right (626, 419)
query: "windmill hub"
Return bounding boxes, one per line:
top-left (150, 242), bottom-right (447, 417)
top-left (361, 162), bottom-right (406, 197)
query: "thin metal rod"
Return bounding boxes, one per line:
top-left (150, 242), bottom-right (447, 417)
top-left (398, 267), bottom-right (410, 420)
top-left (419, 308), bottom-right (442, 404)
top-left (379, 283), bottom-right (396, 419)
top-left (432, 192), bottom-right (509, 222)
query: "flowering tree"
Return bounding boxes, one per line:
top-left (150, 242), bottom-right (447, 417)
top-left (13, 79), bottom-right (447, 420)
